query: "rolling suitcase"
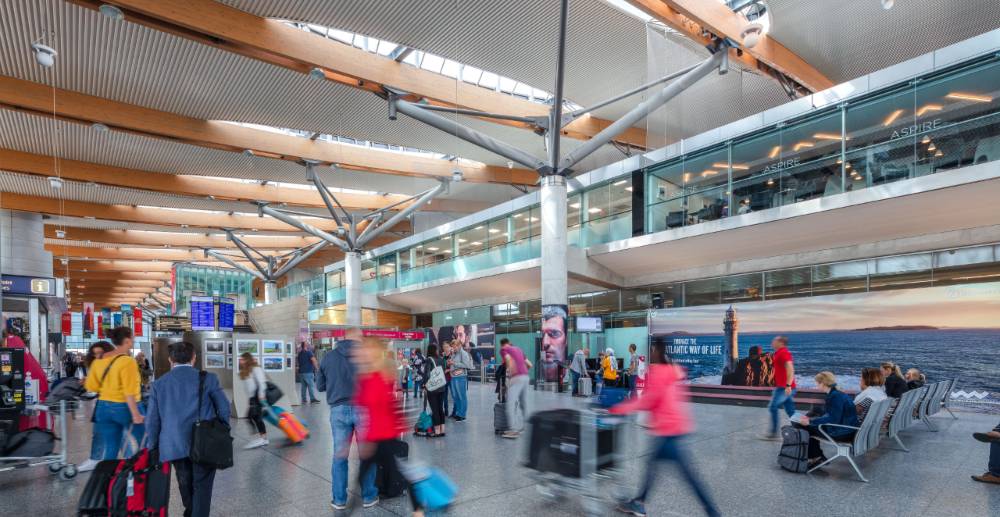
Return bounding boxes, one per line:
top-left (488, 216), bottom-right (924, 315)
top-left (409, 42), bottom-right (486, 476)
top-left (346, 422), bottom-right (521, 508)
top-left (524, 409), bottom-right (615, 478)
top-left (277, 411), bottom-right (310, 443)
top-left (493, 402), bottom-right (509, 434)
top-left (578, 377), bottom-right (592, 397)
top-left (376, 439), bottom-right (409, 498)
top-left (106, 448), bottom-right (171, 516)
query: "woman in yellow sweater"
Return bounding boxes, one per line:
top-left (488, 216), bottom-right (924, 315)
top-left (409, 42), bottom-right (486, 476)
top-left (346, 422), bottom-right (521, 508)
top-left (79, 327), bottom-right (143, 472)
top-left (602, 348), bottom-right (619, 387)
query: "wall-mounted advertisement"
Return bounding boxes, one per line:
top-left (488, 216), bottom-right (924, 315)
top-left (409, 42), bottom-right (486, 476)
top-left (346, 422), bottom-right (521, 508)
top-left (540, 305), bottom-right (568, 382)
top-left (83, 303), bottom-right (94, 335)
top-left (649, 281), bottom-right (1000, 412)
top-left (428, 323), bottom-right (496, 367)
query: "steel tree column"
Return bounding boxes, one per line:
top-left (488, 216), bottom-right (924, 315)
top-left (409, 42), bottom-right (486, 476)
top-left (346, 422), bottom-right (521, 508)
top-left (344, 251), bottom-right (363, 326)
top-left (540, 175), bottom-right (568, 307)
top-left (264, 282), bottom-right (278, 305)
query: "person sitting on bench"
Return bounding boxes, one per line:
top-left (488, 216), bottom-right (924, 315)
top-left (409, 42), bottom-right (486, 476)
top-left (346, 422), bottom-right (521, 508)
top-left (797, 372), bottom-right (858, 468)
top-left (972, 424), bottom-right (1000, 485)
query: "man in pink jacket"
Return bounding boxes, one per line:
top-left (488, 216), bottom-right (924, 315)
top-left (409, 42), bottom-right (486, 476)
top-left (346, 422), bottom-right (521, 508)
top-left (610, 343), bottom-right (720, 517)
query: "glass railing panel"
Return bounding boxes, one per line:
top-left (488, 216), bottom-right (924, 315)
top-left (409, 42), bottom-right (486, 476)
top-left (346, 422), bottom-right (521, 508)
top-left (580, 212), bottom-right (632, 247)
top-left (648, 195), bottom-right (691, 232)
top-left (326, 286), bottom-right (345, 303)
top-left (567, 224), bottom-right (582, 248)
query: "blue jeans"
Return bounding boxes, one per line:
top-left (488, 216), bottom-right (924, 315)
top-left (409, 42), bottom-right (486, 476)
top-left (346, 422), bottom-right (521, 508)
top-left (989, 423), bottom-right (1000, 475)
top-left (570, 370), bottom-right (581, 395)
top-left (91, 400), bottom-right (143, 460)
top-left (450, 376), bottom-right (468, 418)
top-left (628, 374), bottom-right (638, 397)
top-left (768, 387), bottom-right (797, 434)
top-left (299, 372), bottom-right (318, 403)
top-left (329, 405), bottom-right (377, 506)
top-left (637, 436), bottom-right (719, 517)
top-left (443, 380), bottom-right (450, 415)
top-left (413, 379), bottom-right (422, 398)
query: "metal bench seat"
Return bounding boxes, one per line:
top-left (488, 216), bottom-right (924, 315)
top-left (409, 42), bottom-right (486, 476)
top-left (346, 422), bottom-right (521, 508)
top-left (809, 398), bottom-right (893, 482)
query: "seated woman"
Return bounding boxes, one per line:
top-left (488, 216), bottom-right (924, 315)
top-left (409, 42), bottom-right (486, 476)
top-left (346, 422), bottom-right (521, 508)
top-left (881, 362), bottom-right (908, 398)
top-left (799, 372), bottom-right (859, 467)
top-left (855, 367), bottom-right (888, 423)
top-left (905, 368), bottom-right (925, 390)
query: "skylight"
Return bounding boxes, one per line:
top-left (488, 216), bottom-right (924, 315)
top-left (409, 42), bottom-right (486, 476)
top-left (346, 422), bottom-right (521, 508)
top-left (280, 20), bottom-right (582, 111)
top-left (221, 121), bottom-right (485, 167)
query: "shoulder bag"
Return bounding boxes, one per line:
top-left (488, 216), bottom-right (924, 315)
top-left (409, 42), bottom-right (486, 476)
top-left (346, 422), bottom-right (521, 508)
top-left (190, 371), bottom-right (234, 469)
top-left (425, 358), bottom-right (446, 392)
top-left (90, 355), bottom-right (124, 422)
top-left (254, 374), bottom-right (284, 406)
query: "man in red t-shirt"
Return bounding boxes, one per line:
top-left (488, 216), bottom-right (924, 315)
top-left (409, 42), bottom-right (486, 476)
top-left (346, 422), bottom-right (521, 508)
top-left (761, 336), bottom-right (796, 440)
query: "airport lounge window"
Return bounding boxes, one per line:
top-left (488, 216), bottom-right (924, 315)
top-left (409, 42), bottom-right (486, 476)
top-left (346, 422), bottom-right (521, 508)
top-left (456, 225), bottom-right (488, 257)
top-left (721, 273), bottom-right (763, 304)
top-left (773, 110), bottom-right (844, 202)
top-left (684, 277), bottom-right (722, 306)
top-left (679, 146), bottom-right (730, 224)
top-left (869, 253), bottom-right (933, 291)
top-left (422, 236), bottom-right (453, 265)
top-left (567, 193), bottom-right (582, 228)
top-left (764, 267), bottom-right (812, 300)
top-left (912, 59), bottom-right (1000, 173)
top-left (731, 128), bottom-right (784, 214)
top-left (487, 217), bottom-right (510, 248)
top-left (812, 259), bottom-right (869, 296)
top-left (844, 85), bottom-right (918, 189)
top-left (646, 159), bottom-right (687, 233)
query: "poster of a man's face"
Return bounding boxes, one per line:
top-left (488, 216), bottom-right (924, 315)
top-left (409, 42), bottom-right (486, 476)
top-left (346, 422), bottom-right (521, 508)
top-left (453, 324), bottom-right (469, 348)
top-left (541, 305), bottom-right (568, 382)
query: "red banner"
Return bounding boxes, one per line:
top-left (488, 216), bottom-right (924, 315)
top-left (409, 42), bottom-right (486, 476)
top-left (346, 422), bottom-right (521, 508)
top-left (312, 329), bottom-right (425, 340)
top-left (97, 316), bottom-right (104, 338)
top-left (61, 312), bottom-right (72, 335)
top-left (133, 307), bottom-right (143, 337)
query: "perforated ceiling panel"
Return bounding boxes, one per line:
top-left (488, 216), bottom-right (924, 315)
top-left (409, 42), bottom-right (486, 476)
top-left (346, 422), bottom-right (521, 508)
top-left (767, 0), bottom-right (1000, 83)
top-left (0, 0), bottom-right (625, 179)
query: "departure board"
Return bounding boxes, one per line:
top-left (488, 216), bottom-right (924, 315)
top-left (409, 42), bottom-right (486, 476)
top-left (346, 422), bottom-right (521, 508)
top-left (217, 297), bottom-right (235, 332)
top-left (190, 296), bottom-right (216, 331)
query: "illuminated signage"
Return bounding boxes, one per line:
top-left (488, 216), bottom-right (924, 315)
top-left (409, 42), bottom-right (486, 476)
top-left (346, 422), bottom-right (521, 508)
top-left (1, 275), bottom-right (56, 296)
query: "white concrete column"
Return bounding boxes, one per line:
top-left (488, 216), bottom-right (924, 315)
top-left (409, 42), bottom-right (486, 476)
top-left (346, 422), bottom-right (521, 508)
top-left (540, 175), bottom-right (568, 306)
top-left (264, 282), bottom-right (278, 305)
top-left (344, 251), bottom-right (363, 327)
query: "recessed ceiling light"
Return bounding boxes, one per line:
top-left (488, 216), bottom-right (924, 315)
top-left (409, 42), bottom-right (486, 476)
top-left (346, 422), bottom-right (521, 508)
top-left (99, 3), bottom-right (125, 21)
top-left (587, 207), bottom-right (603, 214)
top-left (916, 104), bottom-right (942, 117)
top-left (91, 122), bottom-right (110, 132)
top-left (613, 180), bottom-right (627, 186)
top-left (881, 0), bottom-right (894, 9)
top-left (488, 228), bottom-right (500, 233)
top-left (55, 229), bottom-right (66, 238)
top-left (946, 92), bottom-right (992, 103)
top-left (793, 141), bottom-right (814, 151)
top-left (528, 217), bottom-right (539, 222)
top-left (882, 109), bottom-right (905, 127)
top-left (309, 67), bottom-right (326, 80)
top-left (457, 238), bottom-right (467, 243)
top-left (471, 241), bottom-right (482, 246)
top-left (48, 176), bottom-right (64, 189)
top-left (927, 144), bottom-right (936, 151)
top-left (427, 247), bottom-right (439, 251)
top-left (624, 186), bottom-right (633, 192)
top-left (768, 146), bottom-right (781, 159)
top-left (813, 133), bottom-right (847, 141)
top-left (569, 202), bottom-right (581, 209)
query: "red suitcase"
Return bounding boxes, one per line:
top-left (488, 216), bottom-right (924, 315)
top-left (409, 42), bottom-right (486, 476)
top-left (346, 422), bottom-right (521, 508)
top-left (107, 448), bottom-right (171, 516)
top-left (277, 411), bottom-right (309, 443)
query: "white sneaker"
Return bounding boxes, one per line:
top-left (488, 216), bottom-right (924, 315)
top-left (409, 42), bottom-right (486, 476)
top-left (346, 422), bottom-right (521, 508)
top-left (77, 459), bottom-right (99, 472)
top-left (243, 437), bottom-right (267, 449)
top-left (262, 438), bottom-right (269, 445)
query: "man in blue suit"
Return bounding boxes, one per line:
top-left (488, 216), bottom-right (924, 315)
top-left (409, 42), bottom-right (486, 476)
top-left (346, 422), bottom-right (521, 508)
top-left (146, 341), bottom-right (231, 517)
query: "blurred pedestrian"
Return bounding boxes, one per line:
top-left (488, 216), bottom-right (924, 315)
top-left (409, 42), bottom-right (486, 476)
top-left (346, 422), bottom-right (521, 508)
top-left (318, 328), bottom-right (377, 510)
top-left (569, 347), bottom-right (589, 397)
top-left (297, 342), bottom-right (320, 404)
top-left (441, 342), bottom-right (452, 416)
top-left (499, 339), bottom-right (531, 439)
top-left (354, 337), bottom-right (425, 516)
top-left (146, 341), bottom-right (230, 517)
top-left (238, 353), bottom-right (269, 450)
top-left (411, 349), bottom-right (425, 398)
top-left (610, 342), bottom-right (720, 517)
top-left (422, 344), bottom-right (447, 438)
top-left (627, 344), bottom-right (639, 397)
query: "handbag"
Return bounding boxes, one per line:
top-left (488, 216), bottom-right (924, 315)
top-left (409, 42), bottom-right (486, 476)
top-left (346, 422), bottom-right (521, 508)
top-left (190, 371), bottom-right (234, 470)
top-left (425, 358), bottom-right (446, 392)
top-left (256, 375), bottom-right (284, 406)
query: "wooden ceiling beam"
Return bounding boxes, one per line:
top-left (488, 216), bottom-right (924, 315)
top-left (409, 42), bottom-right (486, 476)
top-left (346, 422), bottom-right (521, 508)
top-left (43, 227), bottom-right (318, 250)
top-left (66, 280), bottom-right (166, 288)
top-left (56, 271), bottom-right (171, 281)
top-left (0, 193), bottom-right (362, 233)
top-left (627, 0), bottom-right (834, 93)
top-left (0, 75), bottom-right (538, 185)
top-left (86, 0), bottom-right (646, 148)
top-left (47, 244), bottom-right (342, 270)
top-left (0, 148), bottom-right (485, 213)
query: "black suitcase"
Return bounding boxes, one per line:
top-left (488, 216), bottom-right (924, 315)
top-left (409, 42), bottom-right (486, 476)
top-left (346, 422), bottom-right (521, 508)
top-left (494, 402), bottom-right (509, 434)
top-left (777, 425), bottom-right (810, 473)
top-left (376, 439), bottom-right (409, 498)
top-left (78, 459), bottom-right (121, 515)
top-left (524, 409), bottom-right (615, 478)
top-left (2, 429), bottom-right (55, 457)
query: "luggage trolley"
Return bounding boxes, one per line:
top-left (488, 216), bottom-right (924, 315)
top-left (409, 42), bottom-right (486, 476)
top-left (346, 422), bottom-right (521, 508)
top-left (523, 407), bottom-right (630, 517)
top-left (0, 400), bottom-right (78, 479)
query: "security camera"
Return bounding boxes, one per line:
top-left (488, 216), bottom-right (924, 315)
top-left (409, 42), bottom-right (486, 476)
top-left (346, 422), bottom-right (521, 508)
top-left (48, 176), bottom-right (64, 189)
top-left (55, 229), bottom-right (66, 239)
top-left (31, 43), bottom-right (57, 68)
top-left (739, 22), bottom-right (763, 49)
top-left (507, 161), bottom-right (514, 169)
top-left (881, 0), bottom-right (894, 9)
top-left (452, 168), bottom-right (464, 182)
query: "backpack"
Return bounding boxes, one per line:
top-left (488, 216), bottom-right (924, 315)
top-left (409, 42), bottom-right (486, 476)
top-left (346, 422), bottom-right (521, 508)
top-left (46, 377), bottom-right (86, 403)
top-left (777, 425), bottom-right (810, 473)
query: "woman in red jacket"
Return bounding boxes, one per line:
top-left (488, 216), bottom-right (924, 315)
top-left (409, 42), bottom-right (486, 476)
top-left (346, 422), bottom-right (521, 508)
top-left (354, 337), bottom-right (424, 517)
top-left (609, 342), bottom-right (720, 517)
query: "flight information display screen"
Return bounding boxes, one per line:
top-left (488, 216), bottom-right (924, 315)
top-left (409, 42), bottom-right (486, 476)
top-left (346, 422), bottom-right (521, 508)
top-left (217, 298), bottom-right (235, 332)
top-left (190, 296), bottom-right (216, 331)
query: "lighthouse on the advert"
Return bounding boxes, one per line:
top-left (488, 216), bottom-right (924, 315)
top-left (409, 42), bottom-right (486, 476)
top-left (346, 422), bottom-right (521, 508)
top-left (722, 306), bottom-right (739, 375)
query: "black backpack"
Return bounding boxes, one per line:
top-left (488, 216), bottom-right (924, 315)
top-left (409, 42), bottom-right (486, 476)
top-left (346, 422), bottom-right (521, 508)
top-left (2, 428), bottom-right (55, 457)
top-left (777, 425), bottom-right (810, 473)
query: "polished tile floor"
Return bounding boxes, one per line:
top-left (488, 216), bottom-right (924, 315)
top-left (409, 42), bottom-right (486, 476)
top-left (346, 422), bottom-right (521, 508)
top-left (3, 384), bottom-right (998, 516)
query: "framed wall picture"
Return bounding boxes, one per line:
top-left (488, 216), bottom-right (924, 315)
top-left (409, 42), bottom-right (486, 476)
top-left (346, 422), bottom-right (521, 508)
top-left (262, 340), bottom-right (283, 354)
top-left (262, 356), bottom-right (284, 371)
top-left (237, 340), bottom-right (260, 355)
top-left (227, 356), bottom-right (233, 369)
top-left (205, 354), bottom-right (225, 369)
top-left (204, 340), bottom-right (225, 354)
